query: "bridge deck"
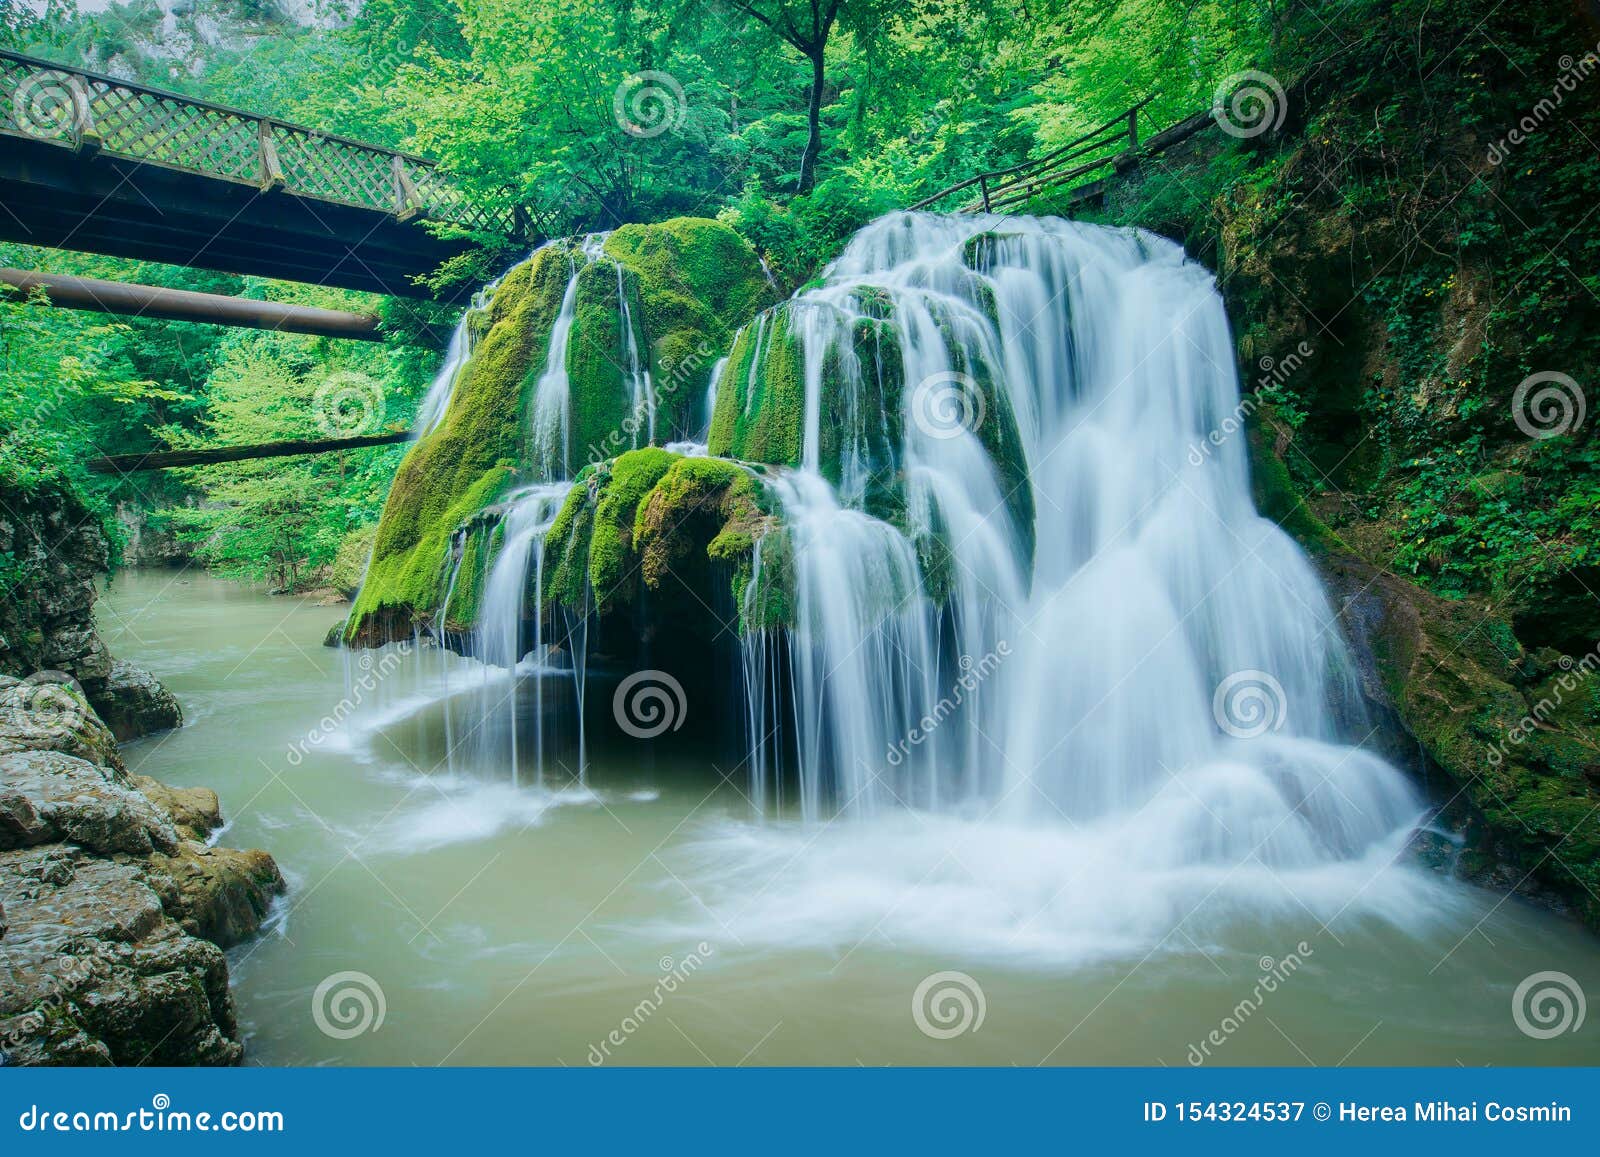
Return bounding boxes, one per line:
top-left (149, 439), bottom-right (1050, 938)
top-left (0, 50), bottom-right (514, 301)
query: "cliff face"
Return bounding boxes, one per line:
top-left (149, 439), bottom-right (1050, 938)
top-left (0, 481), bottom-right (183, 742)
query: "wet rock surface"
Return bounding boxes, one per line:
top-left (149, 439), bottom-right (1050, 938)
top-left (0, 671), bottom-right (283, 1067)
top-left (89, 661), bottom-right (185, 742)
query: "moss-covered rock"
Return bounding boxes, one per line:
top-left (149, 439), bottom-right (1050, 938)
top-left (542, 449), bottom-right (778, 630)
top-left (708, 308), bottom-right (806, 467)
top-left (347, 220), bottom-right (778, 645)
top-left (604, 217), bottom-right (780, 441)
top-left (330, 524), bottom-right (376, 601)
top-left (347, 248), bottom-right (571, 641)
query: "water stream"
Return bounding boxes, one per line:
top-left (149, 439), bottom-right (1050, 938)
top-left (101, 572), bottom-right (1600, 1064)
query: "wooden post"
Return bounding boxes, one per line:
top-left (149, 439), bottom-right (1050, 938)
top-left (258, 121), bottom-right (285, 192)
top-left (1127, 106), bottom-right (1140, 152)
top-left (392, 155), bottom-right (422, 221)
top-left (979, 174), bottom-right (991, 212)
top-left (69, 77), bottom-right (101, 156)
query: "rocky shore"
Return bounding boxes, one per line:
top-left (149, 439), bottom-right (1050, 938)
top-left (1, 479), bottom-right (284, 1065)
top-left (0, 676), bottom-right (283, 1066)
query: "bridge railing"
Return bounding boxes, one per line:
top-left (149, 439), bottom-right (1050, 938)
top-left (910, 95), bottom-right (1167, 214)
top-left (0, 49), bottom-right (511, 237)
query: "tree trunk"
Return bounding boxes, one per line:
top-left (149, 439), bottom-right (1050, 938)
top-left (798, 48), bottom-right (825, 193)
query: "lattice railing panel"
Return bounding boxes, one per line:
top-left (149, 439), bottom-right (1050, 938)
top-left (0, 50), bottom-right (513, 236)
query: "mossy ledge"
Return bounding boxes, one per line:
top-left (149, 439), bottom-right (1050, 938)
top-left (543, 449), bottom-right (777, 633)
top-left (1250, 420), bottom-right (1600, 929)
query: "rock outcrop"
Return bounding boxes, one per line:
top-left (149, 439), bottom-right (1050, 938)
top-left (346, 217), bottom-right (779, 646)
top-left (1, 480), bottom-right (183, 743)
top-left (0, 673), bottom-right (283, 1066)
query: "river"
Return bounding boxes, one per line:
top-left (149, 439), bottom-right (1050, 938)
top-left (100, 570), bottom-right (1600, 1065)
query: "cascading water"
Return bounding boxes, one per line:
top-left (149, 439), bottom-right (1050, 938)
top-left (413, 275), bottom-right (510, 437)
top-left (470, 483), bottom-right (574, 787)
top-left (718, 213), bottom-right (1429, 955)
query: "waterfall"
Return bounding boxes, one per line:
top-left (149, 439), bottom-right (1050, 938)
top-left (414, 273), bottom-right (510, 437)
top-left (740, 213), bottom-right (1422, 873)
top-left (471, 483), bottom-right (574, 787)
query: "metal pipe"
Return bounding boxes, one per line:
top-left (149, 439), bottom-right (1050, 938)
top-left (88, 431), bottom-right (413, 474)
top-left (0, 267), bottom-right (390, 341)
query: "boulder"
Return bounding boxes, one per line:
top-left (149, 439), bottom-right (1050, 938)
top-left (88, 661), bottom-right (183, 742)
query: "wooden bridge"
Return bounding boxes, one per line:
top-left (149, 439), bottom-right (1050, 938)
top-left (0, 49), bottom-right (514, 301)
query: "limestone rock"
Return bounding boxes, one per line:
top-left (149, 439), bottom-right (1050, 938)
top-left (133, 777), bottom-right (221, 841)
top-left (89, 661), bottom-right (184, 742)
top-left (0, 675), bottom-right (126, 778)
top-left (0, 750), bottom-right (178, 856)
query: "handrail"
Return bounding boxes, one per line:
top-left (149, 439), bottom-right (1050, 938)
top-left (0, 48), bottom-right (512, 237)
top-left (910, 94), bottom-right (1174, 214)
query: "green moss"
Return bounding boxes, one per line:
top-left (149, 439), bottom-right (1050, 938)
top-left (567, 259), bottom-right (631, 468)
top-left (587, 447), bottom-right (678, 614)
top-left (635, 456), bottom-right (766, 588)
top-left (604, 217), bottom-right (780, 440)
top-left (347, 247), bottom-right (571, 638)
top-left (330, 524), bottom-right (376, 600)
top-left (441, 520), bottom-right (497, 633)
top-left (541, 449), bottom-right (784, 630)
top-left (708, 307), bottom-right (807, 466)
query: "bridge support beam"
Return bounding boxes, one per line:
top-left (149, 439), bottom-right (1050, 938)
top-left (0, 268), bottom-right (404, 342)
